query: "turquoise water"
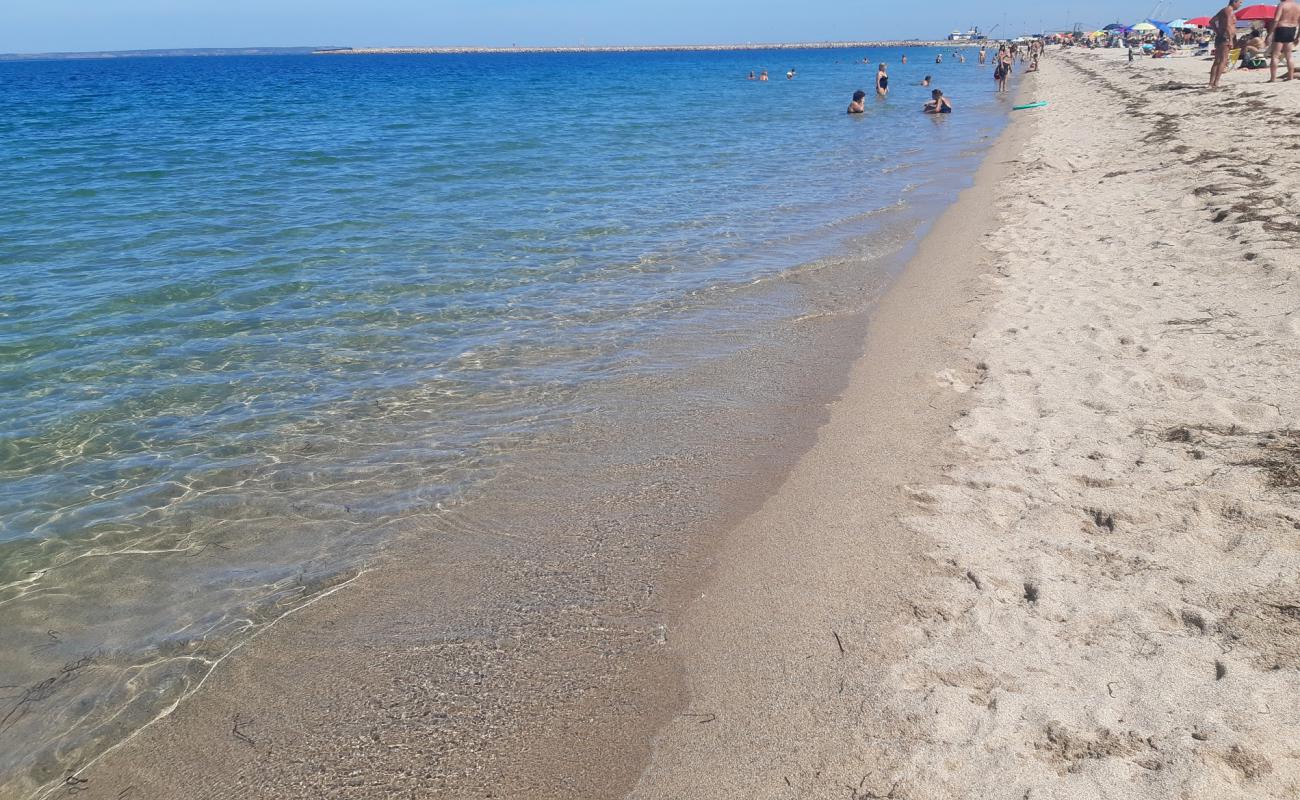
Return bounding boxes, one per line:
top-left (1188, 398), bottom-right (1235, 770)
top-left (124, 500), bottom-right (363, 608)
top-left (0, 46), bottom-right (1007, 794)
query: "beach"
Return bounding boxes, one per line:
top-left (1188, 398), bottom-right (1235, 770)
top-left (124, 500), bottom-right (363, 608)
top-left (635, 48), bottom-right (1300, 798)
top-left (16, 45), bottom-right (1300, 799)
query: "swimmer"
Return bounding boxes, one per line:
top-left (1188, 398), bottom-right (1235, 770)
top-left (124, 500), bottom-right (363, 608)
top-left (759, 70), bottom-right (769, 81)
top-left (748, 70), bottom-right (756, 80)
top-left (922, 88), bottom-right (953, 113)
top-left (786, 68), bottom-right (796, 79)
top-left (935, 53), bottom-right (943, 63)
top-left (876, 63), bottom-right (889, 96)
top-left (921, 74), bottom-right (931, 86)
top-left (848, 89), bottom-right (866, 114)
top-left (901, 53), bottom-right (908, 64)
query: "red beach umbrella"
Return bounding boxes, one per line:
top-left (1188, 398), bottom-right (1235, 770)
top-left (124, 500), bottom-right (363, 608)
top-left (1186, 15), bottom-right (1211, 25)
top-left (1236, 4), bottom-right (1278, 21)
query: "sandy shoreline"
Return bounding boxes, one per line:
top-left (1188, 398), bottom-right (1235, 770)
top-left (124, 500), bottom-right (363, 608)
top-left (41, 70), bottom-right (1013, 800)
top-left (45, 47), bottom-right (1300, 799)
top-left (627, 75), bottom-right (1034, 797)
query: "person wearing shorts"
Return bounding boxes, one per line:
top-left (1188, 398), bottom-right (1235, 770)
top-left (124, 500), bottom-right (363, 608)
top-left (1270, 0), bottom-right (1300, 81)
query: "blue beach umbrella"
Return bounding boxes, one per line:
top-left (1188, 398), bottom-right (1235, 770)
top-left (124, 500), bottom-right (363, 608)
top-left (1146, 18), bottom-right (1174, 35)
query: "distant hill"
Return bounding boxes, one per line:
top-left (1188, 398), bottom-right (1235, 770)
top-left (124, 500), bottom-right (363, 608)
top-left (0, 46), bottom-right (344, 62)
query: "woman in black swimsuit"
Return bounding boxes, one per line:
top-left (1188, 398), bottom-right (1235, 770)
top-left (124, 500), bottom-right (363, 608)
top-left (876, 63), bottom-right (889, 96)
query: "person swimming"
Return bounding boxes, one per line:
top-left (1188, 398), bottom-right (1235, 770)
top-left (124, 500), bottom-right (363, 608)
top-left (759, 70), bottom-right (769, 81)
top-left (747, 70), bottom-right (756, 80)
top-left (921, 74), bottom-right (931, 86)
top-left (786, 68), bottom-right (796, 79)
top-left (848, 89), bottom-right (866, 114)
top-left (876, 63), bottom-right (889, 95)
top-left (923, 88), bottom-right (953, 113)
top-left (935, 53), bottom-right (943, 63)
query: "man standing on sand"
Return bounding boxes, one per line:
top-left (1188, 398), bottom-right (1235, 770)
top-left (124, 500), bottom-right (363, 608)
top-left (1270, 0), bottom-right (1300, 81)
top-left (1209, 0), bottom-right (1243, 88)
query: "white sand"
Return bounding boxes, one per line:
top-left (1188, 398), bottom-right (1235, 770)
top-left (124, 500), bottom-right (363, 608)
top-left (635, 49), bottom-right (1300, 799)
top-left (884, 48), bottom-right (1300, 799)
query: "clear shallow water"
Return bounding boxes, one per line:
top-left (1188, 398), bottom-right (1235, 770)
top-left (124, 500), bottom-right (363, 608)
top-left (0, 46), bottom-right (1006, 794)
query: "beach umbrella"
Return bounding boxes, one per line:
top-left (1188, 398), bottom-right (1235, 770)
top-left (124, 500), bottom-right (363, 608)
top-left (1236, 4), bottom-right (1277, 21)
top-left (1187, 15), bottom-right (1212, 25)
top-left (1103, 22), bottom-right (1128, 30)
top-left (1131, 21), bottom-right (1159, 31)
top-left (1146, 19), bottom-right (1174, 34)
top-left (1169, 18), bottom-right (1188, 26)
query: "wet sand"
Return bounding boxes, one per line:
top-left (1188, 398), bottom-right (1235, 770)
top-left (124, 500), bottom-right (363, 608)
top-left (630, 73), bottom-right (1033, 798)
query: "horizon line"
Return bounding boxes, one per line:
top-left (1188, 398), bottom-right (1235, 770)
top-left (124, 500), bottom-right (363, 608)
top-left (0, 34), bottom-right (1046, 61)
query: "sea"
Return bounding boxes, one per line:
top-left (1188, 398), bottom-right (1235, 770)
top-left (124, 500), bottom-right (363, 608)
top-left (0, 45), bottom-right (1012, 796)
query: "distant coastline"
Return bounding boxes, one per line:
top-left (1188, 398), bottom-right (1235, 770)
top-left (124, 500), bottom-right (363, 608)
top-left (0, 46), bottom-right (336, 62)
top-left (316, 41), bottom-right (956, 56)
top-left (0, 40), bottom-right (972, 62)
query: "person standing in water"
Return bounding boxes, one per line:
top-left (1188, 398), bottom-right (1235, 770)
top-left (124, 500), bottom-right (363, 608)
top-left (902, 53), bottom-right (908, 64)
top-left (759, 70), bottom-right (769, 81)
top-left (921, 74), bottom-right (931, 86)
top-left (994, 46), bottom-right (1012, 93)
top-left (876, 63), bottom-right (889, 96)
top-left (848, 90), bottom-right (867, 114)
top-left (1209, 0), bottom-right (1242, 88)
top-left (979, 45), bottom-right (987, 64)
top-left (1270, 0), bottom-right (1300, 82)
top-left (935, 52), bottom-right (943, 63)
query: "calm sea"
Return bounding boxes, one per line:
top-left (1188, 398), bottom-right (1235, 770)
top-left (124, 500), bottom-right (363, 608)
top-left (0, 46), bottom-right (1009, 795)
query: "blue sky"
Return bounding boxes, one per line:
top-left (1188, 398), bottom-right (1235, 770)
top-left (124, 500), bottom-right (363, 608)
top-left (5, 1), bottom-right (1206, 54)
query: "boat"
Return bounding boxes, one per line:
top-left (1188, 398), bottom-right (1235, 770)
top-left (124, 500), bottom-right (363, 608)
top-left (947, 27), bottom-right (987, 41)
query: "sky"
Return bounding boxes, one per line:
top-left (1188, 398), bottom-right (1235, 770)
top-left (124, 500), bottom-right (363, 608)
top-left (4, 0), bottom-right (1207, 54)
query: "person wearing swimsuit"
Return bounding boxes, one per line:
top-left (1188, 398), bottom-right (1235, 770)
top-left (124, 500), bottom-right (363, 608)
top-left (1270, 0), bottom-right (1300, 81)
top-left (848, 90), bottom-right (866, 114)
top-left (1210, 0), bottom-right (1243, 87)
top-left (922, 89), bottom-right (953, 114)
top-left (876, 63), bottom-right (889, 96)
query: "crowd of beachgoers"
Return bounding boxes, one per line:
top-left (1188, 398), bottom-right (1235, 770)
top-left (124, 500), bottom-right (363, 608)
top-left (1051, 0), bottom-right (1300, 85)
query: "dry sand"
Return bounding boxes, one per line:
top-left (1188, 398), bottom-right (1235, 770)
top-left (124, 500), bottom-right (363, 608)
top-left (51, 48), bottom-right (1300, 799)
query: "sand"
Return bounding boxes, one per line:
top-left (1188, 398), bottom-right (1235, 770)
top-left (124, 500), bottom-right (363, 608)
top-left (635, 49), bottom-right (1300, 798)
top-left (48, 48), bottom-right (1300, 799)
